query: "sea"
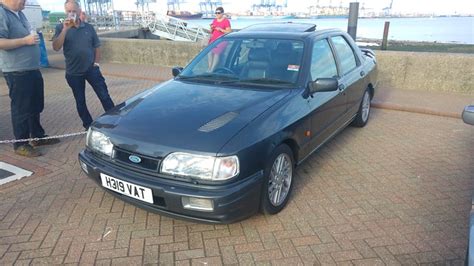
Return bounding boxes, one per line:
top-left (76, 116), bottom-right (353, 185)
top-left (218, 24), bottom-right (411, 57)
top-left (186, 16), bottom-right (474, 44)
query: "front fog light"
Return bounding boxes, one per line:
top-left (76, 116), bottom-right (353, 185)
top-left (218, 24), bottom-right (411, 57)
top-left (80, 160), bottom-right (89, 174)
top-left (182, 197), bottom-right (214, 212)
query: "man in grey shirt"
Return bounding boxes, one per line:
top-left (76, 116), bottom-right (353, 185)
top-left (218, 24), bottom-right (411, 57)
top-left (0, 0), bottom-right (59, 157)
top-left (53, 0), bottom-right (114, 129)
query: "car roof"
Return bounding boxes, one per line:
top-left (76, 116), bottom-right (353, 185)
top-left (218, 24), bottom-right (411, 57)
top-left (228, 23), bottom-right (344, 40)
top-left (240, 22), bottom-right (317, 33)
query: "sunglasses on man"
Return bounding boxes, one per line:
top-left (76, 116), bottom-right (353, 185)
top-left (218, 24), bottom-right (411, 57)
top-left (215, 11), bottom-right (222, 14)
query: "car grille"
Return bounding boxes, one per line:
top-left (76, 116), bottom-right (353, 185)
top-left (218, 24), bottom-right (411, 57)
top-left (113, 148), bottom-right (161, 172)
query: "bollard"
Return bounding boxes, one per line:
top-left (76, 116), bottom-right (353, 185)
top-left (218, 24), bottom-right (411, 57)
top-left (347, 2), bottom-right (359, 40)
top-left (38, 32), bottom-right (49, 68)
top-left (381, 21), bottom-right (390, 50)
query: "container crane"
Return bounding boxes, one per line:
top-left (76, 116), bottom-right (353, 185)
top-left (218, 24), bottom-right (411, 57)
top-left (383, 0), bottom-right (394, 16)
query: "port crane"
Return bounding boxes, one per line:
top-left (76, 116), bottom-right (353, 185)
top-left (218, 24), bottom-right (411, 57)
top-left (252, 0), bottom-right (288, 12)
top-left (199, 1), bottom-right (224, 19)
top-left (383, 0), bottom-right (394, 16)
top-left (80, 0), bottom-right (114, 16)
top-left (308, 0), bottom-right (349, 16)
top-left (134, 0), bottom-right (157, 12)
top-left (167, 0), bottom-right (185, 12)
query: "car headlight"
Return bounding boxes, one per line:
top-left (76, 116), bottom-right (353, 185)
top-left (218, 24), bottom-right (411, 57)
top-left (161, 152), bottom-right (239, 181)
top-left (86, 128), bottom-right (114, 157)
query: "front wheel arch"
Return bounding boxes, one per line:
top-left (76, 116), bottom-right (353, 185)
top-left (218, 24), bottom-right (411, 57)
top-left (260, 144), bottom-right (295, 215)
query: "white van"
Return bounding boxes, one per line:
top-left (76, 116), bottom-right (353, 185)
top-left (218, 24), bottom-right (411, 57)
top-left (22, 0), bottom-right (43, 30)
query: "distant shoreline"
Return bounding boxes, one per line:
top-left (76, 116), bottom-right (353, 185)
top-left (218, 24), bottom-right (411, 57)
top-left (357, 38), bottom-right (474, 54)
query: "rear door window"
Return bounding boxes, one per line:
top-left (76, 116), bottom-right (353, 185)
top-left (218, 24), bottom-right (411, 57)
top-left (331, 36), bottom-right (358, 76)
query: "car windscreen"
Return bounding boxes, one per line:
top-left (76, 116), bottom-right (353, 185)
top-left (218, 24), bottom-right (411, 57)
top-left (179, 38), bottom-right (304, 87)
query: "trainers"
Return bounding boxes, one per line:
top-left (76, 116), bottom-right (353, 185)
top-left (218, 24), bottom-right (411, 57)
top-left (30, 136), bottom-right (61, 147)
top-left (14, 144), bottom-right (42, 157)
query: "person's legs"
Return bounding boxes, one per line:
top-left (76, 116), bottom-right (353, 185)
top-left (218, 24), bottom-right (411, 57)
top-left (208, 53), bottom-right (214, 70)
top-left (28, 113), bottom-right (44, 137)
top-left (26, 70), bottom-right (60, 147)
top-left (29, 70), bottom-right (45, 138)
top-left (5, 72), bottom-right (34, 149)
top-left (85, 66), bottom-right (114, 112)
top-left (211, 53), bottom-right (220, 71)
top-left (4, 71), bottom-right (41, 156)
top-left (210, 43), bottom-right (227, 71)
top-left (66, 73), bottom-right (93, 129)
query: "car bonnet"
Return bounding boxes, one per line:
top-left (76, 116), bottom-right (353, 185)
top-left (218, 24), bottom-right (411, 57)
top-left (93, 80), bottom-right (291, 157)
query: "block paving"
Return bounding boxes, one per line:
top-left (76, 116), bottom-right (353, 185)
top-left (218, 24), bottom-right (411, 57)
top-left (0, 63), bottom-right (473, 265)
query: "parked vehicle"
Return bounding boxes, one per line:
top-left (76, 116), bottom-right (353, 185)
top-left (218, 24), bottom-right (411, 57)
top-left (23, 0), bottom-right (43, 30)
top-left (79, 23), bottom-right (378, 223)
top-left (463, 105), bottom-right (474, 266)
top-left (463, 105), bottom-right (474, 126)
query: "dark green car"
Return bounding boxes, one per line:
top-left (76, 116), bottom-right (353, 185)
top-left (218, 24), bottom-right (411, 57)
top-left (79, 23), bottom-right (378, 223)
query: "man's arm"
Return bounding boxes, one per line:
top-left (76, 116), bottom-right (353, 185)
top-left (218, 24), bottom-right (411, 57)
top-left (92, 26), bottom-right (101, 66)
top-left (52, 27), bottom-right (67, 51)
top-left (52, 22), bottom-right (72, 51)
top-left (0, 35), bottom-right (38, 50)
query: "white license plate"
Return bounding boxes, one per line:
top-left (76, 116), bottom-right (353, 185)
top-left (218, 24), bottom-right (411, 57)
top-left (100, 173), bottom-right (154, 204)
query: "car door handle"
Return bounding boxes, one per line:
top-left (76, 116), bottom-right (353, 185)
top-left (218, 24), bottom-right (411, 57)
top-left (360, 71), bottom-right (365, 77)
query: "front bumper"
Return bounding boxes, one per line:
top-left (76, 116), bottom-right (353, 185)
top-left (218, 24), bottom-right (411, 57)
top-left (78, 150), bottom-right (264, 223)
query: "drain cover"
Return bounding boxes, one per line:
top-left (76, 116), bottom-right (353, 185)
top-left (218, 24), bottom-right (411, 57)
top-left (0, 162), bottom-right (33, 185)
top-left (0, 169), bottom-right (15, 179)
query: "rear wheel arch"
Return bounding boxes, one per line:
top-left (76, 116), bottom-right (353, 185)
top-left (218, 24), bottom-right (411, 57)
top-left (367, 83), bottom-right (375, 99)
top-left (351, 88), bottom-right (371, 127)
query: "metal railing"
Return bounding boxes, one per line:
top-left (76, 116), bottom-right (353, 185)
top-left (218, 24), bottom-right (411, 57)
top-left (137, 12), bottom-right (210, 42)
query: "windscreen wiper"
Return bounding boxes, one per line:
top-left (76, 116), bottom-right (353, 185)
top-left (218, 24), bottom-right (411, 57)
top-left (237, 78), bottom-right (293, 85)
top-left (177, 74), bottom-right (239, 82)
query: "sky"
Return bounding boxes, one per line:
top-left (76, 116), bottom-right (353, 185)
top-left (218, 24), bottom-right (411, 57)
top-left (36, 0), bottom-right (474, 15)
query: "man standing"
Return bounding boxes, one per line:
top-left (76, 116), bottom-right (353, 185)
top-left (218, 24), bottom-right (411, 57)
top-left (52, 0), bottom-right (114, 130)
top-left (0, 0), bottom-right (60, 157)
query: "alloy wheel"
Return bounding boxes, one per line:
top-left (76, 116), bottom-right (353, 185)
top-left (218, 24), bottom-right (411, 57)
top-left (268, 153), bottom-right (293, 206)
top-left (361, 91), bottom-right (371, 122)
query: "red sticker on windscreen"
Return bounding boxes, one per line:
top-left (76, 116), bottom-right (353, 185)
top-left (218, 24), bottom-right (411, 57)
top-left (287, 65), bottom-right (300, 71)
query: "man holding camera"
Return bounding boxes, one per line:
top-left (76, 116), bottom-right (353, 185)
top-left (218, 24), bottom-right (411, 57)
top-left (0, 0), bottom-right (60, 157)
top-left (52, 0), bottom-right (114, 130)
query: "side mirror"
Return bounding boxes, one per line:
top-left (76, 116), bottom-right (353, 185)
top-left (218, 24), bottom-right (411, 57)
top-left (462, 105), bottom-right (474, 125)
top-left (172, 67), bottom-right (183, 77)
top-left (309, 78), bottom-right (339, 95)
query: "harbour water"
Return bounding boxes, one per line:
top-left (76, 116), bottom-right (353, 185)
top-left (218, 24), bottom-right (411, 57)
top-left (187, 16), bottom-right (474, 44)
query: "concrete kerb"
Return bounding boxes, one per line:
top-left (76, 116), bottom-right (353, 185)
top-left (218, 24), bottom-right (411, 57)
top-left (371, 102), bottom-right (461, 119)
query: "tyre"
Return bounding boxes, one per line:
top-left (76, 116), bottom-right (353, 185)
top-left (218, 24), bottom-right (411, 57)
top-left (261, 144), bottom-right (294, 214)
top-left (351, 89), bottom-right (371, 127)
